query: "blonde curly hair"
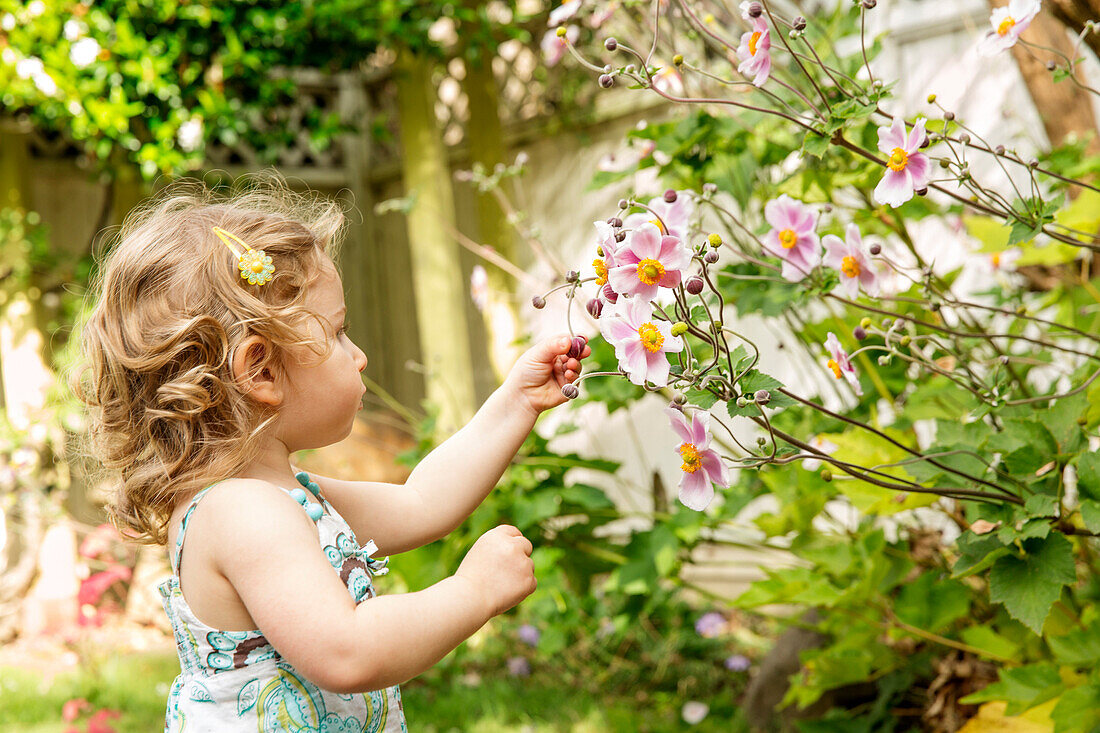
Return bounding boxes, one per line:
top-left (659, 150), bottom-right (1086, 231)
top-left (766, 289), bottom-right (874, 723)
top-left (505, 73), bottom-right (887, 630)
top-left (69, 172), bottom-right (349, 546)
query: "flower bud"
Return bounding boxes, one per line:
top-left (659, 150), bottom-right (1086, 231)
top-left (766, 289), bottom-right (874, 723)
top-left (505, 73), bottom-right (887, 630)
top-left (703, 182), bottom-right (718, 194)
top-left (756, 436), bottom-right (767, 446)
top-left (586, 298), bottom-right (603, 318)
top-left (605, 37), bottom-right (618, 51)
top-left (746, 2), bottom-right (763, 17)
top-left (793, 16), bottom-right (807, 30)
top-left (532, 295), bottom-right (546, 309)
top-left (603, 64), bottom-right (613, 73)
top-left (625, 63), bottom-right (636, 74)
top-left (877, 355), bottom-right (891, 366)
top-left (939, 158), bottom-right (951, 169)
top-left (671, 321), bottom-right (689, 336)
top-left (944, 111), bottom-right (955, 121)
top-left (1046, 60), bottom-right (1056, 71)
top-left (565, 269), bottom-right (579, 282)
top-left (704, 250), bottom-right (719, 264)
top-left (614, 230), bottom-right (626, 242)
top-left (899, 335), bottom-right (911, 347)
top-left (672, 393), bottom-right (686, 405)
top-left (736, 397), bottom-right (748, 408)
top-left (995, 145), bottom-right (1005, 155)
top-left (869, 243), bottom-right (881, 255)
top-left (882, 318), bottom-right (892, 328)
top-left (853, 326), bottom-right (867, 341)
top-left (685, 276), bottom-right (705, 295)
top-left (561, 383), bottom-right (579, 399)
top-left (958, 133), bottom-right (970, 144)
top-left (1077, 415), bottom-right (1088, 426)
top-left (673, 54), bottom-right (684, 66)
top-left (915, 187), bottom-right (928, 196)
top-left (663, 189), bottom-right (678, 203)
top-left (608, 216), bottom-right (622, 227)
top-left (1029, 158), bottom-right (1039, 168)
top-left (860, 317), bottom-right (872, 329)
top-left (927, 94), bottom-right (937, 104)
top-left (602, 283), bottom-right (619, 304)
top-left (861, 0), bottom-right (876, 8)
top-left (596, 245), bottom-right (604, 257)
top-left (820, 469), bottom-right (832, 482)
top-left (754, 389), bottom-right (770, 405)
top-left (618, 198), bottom-right (629, 209)
top-left (567, 335), bottom-right (588, 359)
top-left (708, 233), bottom-right (722, 247)
top-left (599, 74), bottom-right (614, 88)
top-left (556, 26), bottom-right (567, 38)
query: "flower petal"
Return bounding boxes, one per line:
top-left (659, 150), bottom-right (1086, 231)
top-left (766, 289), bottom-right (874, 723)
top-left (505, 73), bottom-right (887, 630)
top-left (906, 152), bottom-right (931, 189)
top-left (645, 350), bottom-right (671, 387)
top-left (631, 223), bottom-right (662, 260)
top-left (874, 168), bottom-right (915, 208)
top-left (666, 407), bottom-right (694, 444)
top-left (877, 118), bottom-right (907, 155)
top-left (701, 450), bottom-right (730, 488)
top-left (679, 470), bottom-right (714, 511)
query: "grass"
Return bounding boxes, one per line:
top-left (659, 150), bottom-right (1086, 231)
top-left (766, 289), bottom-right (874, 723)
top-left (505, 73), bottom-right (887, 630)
top-left (0, 651), bottom-right (747, 732)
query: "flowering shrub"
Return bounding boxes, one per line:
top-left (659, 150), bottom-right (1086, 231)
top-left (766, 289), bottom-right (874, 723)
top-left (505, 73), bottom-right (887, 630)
top-left (541, 0), bottom-right (1100, 727)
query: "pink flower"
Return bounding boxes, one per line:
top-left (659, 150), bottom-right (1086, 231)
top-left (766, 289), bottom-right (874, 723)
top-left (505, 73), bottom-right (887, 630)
top-left (589, 1), bottom-right (618, 28)
top-left (666, 406), bottom-right (730, 511)
top-left (541, 26), bottom-right (579, 67)
top-left (736, 17), bottom-right (771, 86)
top-left (623, 193), bottom-right (693, 242)
top-left (978, 0), bottom-right (1040, 56)
top-left (762, 194), bottom-right (820, 282)
top-left (607, 222), bottom-right (691, 301)
top-left (824, 332), bottom-right (862, 396)
top-left (87, 709), bottom-right (121, 733)
top-left (873, 118), bottom-right (931, 208)
top-left (77, 564), bottom-right (131, 606)
top-left (653, 64), bottom-right (684, 95)
top-left (600, 298), bottom-right (684, 387)
top-left (78, 523), bottom-right (121, 559)
top-left (549, 0), bottom-right (581, 27)
top-left (823, 223), bottom-right (879, 297)
top-left (62, 698), bottom-right (91, 722)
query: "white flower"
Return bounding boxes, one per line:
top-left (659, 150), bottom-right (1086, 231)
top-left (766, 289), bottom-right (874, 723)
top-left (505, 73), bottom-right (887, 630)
top-left (682, 701), bottom-right (710, 724)
top-left (64, 19), bottom-right (85, 41)
top-left (70, 37), bottom-right (100, 68)
top-left (26, 1), bottom-right (45, 18)
top-left (470, 264), bottom-right (489, 311)
top-left (177, 117), bottom-right (204, 152)
top-left (1, 48), bottom-right (15, 65)
top-left (1, 13), bottom-right (15, 31)
top-left (32, 70), bottom-right (58, 96)
top-left (15, 56), bottom-right (44, 80)
top-left (67, 100), bottom-right (83, 115)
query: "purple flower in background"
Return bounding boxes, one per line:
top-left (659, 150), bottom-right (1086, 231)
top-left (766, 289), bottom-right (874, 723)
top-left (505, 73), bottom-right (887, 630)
top-left (694, 611), bottom-right (726, 638)
top-left (823, 223), bottom-right (879, 298)
top-left (873, 117), bottom-right (931, 208)
top-left (517, 624), bottom-right (541, 647)
top-left (978, 0), bottom-right (1040, 56)
top-left (736, 17), bottom-right (772, 87)
top-left (506, 656), bottom-right (532, 677)
top-left (762, 194), bottom-right (820, 282)
top-left (725, 654), bottom-right (751, 671)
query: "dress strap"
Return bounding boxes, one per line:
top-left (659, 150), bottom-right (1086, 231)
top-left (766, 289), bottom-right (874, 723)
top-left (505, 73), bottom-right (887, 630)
top-left (170, 481), bottom-right (229, 576)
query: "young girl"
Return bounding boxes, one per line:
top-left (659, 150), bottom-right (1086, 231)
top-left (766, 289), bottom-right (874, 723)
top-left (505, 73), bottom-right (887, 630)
top-left (71, 176), bottom-right (589, 731)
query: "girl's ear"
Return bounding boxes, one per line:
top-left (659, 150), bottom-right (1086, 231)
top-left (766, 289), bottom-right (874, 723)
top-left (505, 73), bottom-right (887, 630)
top-left (232, 334), bottom-right (283, 406)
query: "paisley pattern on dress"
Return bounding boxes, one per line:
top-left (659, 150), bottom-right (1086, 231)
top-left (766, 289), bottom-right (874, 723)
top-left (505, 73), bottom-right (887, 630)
top-left (158, 476), bottom-right (408, 732)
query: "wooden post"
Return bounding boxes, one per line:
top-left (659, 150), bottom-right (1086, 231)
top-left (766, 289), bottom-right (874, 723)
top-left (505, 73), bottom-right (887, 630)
top-left (462, 53), bottom-right (523, 384)
top-left (394, 51), bottom-right (477, 434)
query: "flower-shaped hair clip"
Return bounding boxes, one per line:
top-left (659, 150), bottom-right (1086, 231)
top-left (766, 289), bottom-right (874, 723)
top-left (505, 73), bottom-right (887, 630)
top-left (212, 226), bottom-right (275, 286)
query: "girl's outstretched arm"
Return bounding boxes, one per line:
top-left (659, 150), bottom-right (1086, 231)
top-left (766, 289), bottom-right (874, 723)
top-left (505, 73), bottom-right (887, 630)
top-left (209, 479), bottom-right (536, 692)
top-left (307, 334), bottom-right (588, 555)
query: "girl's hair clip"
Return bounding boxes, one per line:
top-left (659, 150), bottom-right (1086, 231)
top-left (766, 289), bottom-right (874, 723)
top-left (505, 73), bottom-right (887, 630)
top-left (212, 226), bottom-right (275, 286)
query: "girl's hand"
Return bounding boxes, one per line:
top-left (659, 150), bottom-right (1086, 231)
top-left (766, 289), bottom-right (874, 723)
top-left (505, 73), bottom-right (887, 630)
top-left (503, 334), bottom-right (591, 417)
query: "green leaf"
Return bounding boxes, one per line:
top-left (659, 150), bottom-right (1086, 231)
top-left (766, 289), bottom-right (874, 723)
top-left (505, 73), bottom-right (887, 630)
top-left (1081, 500), bottom-right (1100, 533)
top-left (684, 386), bottom-right (720, 409)
top-left (1007, 219), bottom-right (1043, 247)
top-left (953, 532), bottom-right (1011, 579)
top-left (894, 572), bottom-right (970, 633)
top-left (1051, 683), bottom-right (1100, 733)
top-left (1048, 620), bottom-right (1100, 668)
top-left (1075, 452), bottom-right (1100, 501)
top-left (727, 370), bottom-right (796, 415)
top-left (959, 626), bottom-right (1021, 662)
top-left (1025, 494), bottom-right (1059, 518)
top-left (960, 663), bottom-right (1064, 715)
top-left (802, 131), bottom-right (830, 159)
top-left (988, 534), bottom-right (1077, 634)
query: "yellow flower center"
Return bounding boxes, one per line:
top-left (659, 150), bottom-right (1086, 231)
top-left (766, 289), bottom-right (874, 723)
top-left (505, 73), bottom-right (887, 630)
top-left (827, 359), bottom-right (843, 379)
top-left (679, 443), bottom-right (702, 473)
top-left (638, 322), bottom-right (665, 353)
top-left (749, 31), bottom-right (762, 57)
top-left (593, 258), bottom-right (608, 285)
top-left (991, 252), bottom-right (1002, 268)
top-left (779, 228), bottom-right (798, 249)
top-left (648, 218), bottom-right (668, 235)
top-left (997, 16), bottom-right (1016, 36)
top-left (636, 258), bottom-right (666, 285)
top-left (841, 255), bottom-right (860, 279)
top-left (887, 147), bottom-right (909, 172)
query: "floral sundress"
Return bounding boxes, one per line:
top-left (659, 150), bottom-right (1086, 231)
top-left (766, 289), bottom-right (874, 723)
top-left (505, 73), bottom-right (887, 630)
top-left (157, 474), bottom-right (408, 732)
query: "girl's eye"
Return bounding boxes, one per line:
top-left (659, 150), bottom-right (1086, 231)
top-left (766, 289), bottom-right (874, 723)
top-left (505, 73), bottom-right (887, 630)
top-left (338, 322), bottom-right (351, 337)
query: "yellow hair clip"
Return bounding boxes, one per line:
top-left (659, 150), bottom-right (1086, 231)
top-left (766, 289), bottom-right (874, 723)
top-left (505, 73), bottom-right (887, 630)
top-left (212, 226), bottom-right (275, 286)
